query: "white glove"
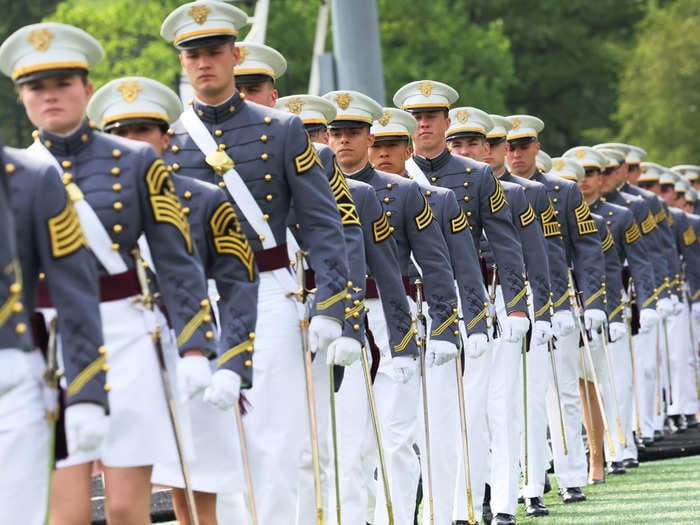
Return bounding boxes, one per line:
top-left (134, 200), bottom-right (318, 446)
top-left (426, 339), bottom-right (458, 367)
top-left (670, 294), bottom-right (684, 316)
top-left (326, 337), bottom-right (362, 366)
top-left (177, 355), bottom-right (212, 400)
top-left (203, 369), bottom-right (241, 411)
top-left (584, 309), bottom-right (607, 332)
top-left (465, 333), bottom-right (490, 359)
top-left (532, 320), bottom-right (553, 347)
top-left (657, 297), bottom-right (674, 319)
top-left (639, 307), bottom-right (659, 333)
top-left (0, 349), bottom-right (31, 396)
top-left (691, 302), bottom-right (700, 323)
top-left (501, 316), bottom-right (530, 343)
top-left (390, 356), bottom-right (418, 384)
top-left (309, 317), bottom-right (342, 353)
top-left (609, 322), bottom-right (627, 342)
top-left (65, 403), bottom-right (109, 455)
top-left (552, 310), bottom-right (575, 339)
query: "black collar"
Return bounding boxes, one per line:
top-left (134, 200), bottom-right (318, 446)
top-left (39, 119), bottom-right (94, 157)
top-left (412, 147), bottom-right (451, 172)
top-left (192, 91), bottom-right (245, 124)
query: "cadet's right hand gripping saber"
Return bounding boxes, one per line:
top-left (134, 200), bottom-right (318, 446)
top-left (288, 250), bottom-right (324, 525)
top-left (132, 248), bottom-right (199, 525)
top-left (454, 332), bottom-right (476, 524)
top-left (415, 280), bottom-right (434, 525)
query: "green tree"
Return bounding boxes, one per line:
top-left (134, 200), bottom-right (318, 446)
top-left (617, 0), bottom-right (700, 165)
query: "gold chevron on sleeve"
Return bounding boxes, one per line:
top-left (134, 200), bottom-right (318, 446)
top-left (209, 201), bottom-right (256, 281)
top-left (541, 202), bottom-right (561, 237)
top-left (146, 159), bottom-right (192, 253)
top-left (683, 225), bottom-right (697, 247)
top-left (601, 227), bottom-right (615, 252)
top-left (574, 199), bottom-right (597, 235)
top-left (294, 135), bottom-right (322, 174)
top-left (625, 222), bottom-right (641, 244)
top-left (450, 210), bottom-right (468, 233)
top-left (489, 177), bottom-right (507, 214)
top-left (520, 204), bottom-right (536, 227)
top-left (329, 161), bottom-right (361, 226)
top-left (373, 212), bottom-right (392, 243)
top-left (48, 197), bottom-right (86, 259)
top-left (414, 195), bottom-right (434, 231)
top-left (641, 210), bottom-right (657, 234)
top-left (655, 207), bottom-right (667, 224)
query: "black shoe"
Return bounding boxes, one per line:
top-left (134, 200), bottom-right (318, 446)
top-left (517, 494), bottom-right (524, 504)
top-left (493, 514), bottom-right (516, 525)
top-left (686, 414), bottom-right (698, 428)
top-left (544, 473), bottom-right (552, 494)
top-left (623, 458), bottom-right (640, 468)
top-left (559, 486), bottom-right (586, 503)
top-left (677, 414), bottom-right (688, 432)
top-left (654, 429), bottom-right (664, 441)
top-left (525, 497), bottom-right (549, 517)
top-left (607, 461), bottom-right (626, 475)
top-left (482, 503), bottom-right (493, 525)
top-left (642, 436), bottom-right (655, 447)
top-left (665, 416), bottom-right (679, 434)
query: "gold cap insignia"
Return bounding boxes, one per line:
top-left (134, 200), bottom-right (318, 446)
top-left (28, 28), bottom-right (54, 52)
top-left (117, 80), bottom-right (143, 103)
top-left (378, 110), bottom-right (391, 127)
top-left (188, 5), bottom-right (211, 25)
top-left (641, 166), bottom-right (648, 173)
top-left (554, 159), bottom-right (564, 171)
top-left (418, 81), bottom-right (433, 97)
top-left (284, 97), bottom-right (304, 115)
top-left (575, 149), bottom-right (586, 160)
top-left (334, 92), bottom-right (352, 111)
top-left (238, 45), bottom-right (248, 64)
top-left (455, 109), bottom-right (470, 124)
top-left (511, 117), bottom-right (521, 130)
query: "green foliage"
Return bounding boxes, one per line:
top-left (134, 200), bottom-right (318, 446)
top-left (617, 0), bottom-right (700, 165)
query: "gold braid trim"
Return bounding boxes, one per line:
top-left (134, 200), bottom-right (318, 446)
top-left (209, 201), bottom-right (255, 281)
top-left (466, 305), bottom-right (489, 330)
top-left (535, 299), bottom-right (552, 319)
top-left (541, 202), bottom-right (561, 237)
top-left (67, 355), bottom-right (106, 397)
top-left (431, 309), bottom-right (458, 336)
top-left (608, 302), bottom-right (625, 322)
top-left (625, 222), bottom-right (641, 244)
top-left (146, 159), bottom-right (192, 253)
top-left (177, 300), bottom-right (211, 347)
top-left (0, 261), bottom-right (22, 327)
top-left (683, 226), bottom-right (697, 247)
top-left (489, 177), bottom-right (507, 214)
top-left (601, 227), bottom-right (615, 252)
top-left (642, 294), bottom-right (656, 308)
top-left (584, 286), bottom-right (605, 307)
top-left (316, 288), bottom-right (348, 311)
top-left (394, 326), bottom-right (416, 352)
top-left (553, 290), bottom-right (570, 308)
top-left (656, 207), bottom-right (667, 224)
top-left (218, 340), bottom-right (253, 367)
top-left (506, 286), bottom-right (528, 309)
top-left (641, 210), bottom-right (657, 234)
top-left (520, 204), bottom-right (536, 227)
top-left (414, 195), bottom-right (434, 231)
top-left (345, 301), bottom-right (364, 320)
top-left (693, 288), bottom-right (700, 301)
top-left (574, 199), bottom-right (597, 235)
top-left (329, 161), bottom-right (360, 226)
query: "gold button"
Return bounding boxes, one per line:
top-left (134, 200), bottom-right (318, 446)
top-left (81, 133), bottom-right (88, 142)
top-left (12, 302), bottom-right (23, 313)
top-left (98, 346), bottom-right (107, 355)
top-left (453, 330), bottom-right (460, 336)
top-left (383, 197), bottom-right (390, 203)
top-left (200, 299), bottom-right (210, 308)
top-left (171, 145), bottom-right (180, 153)
top-left (167, 128), bottom-right (175, 136)
top-left (218, 181), bottom-right (226, 188)
top-left (218, 143), bottom-right (227, 151)
top-left (246, 346), bottom-right (253, 353)
top-left (260, 134), bottom-right (268, 142)
top-left (386, 211), bottom-right (392, 217)
top-left (466, 168), bottom-right (472, 174)
top-left (63, 173), bottom-right (72, 184)
top-left (38, 272), bottom-right (45, 280)
top-left (197, 110), bottom-right (204, 116)
top-left (264, 117), bottom-right (272, 124)
top-left (32, 130), bottom-right (39, 139)
top-left (61, 160), bottom-right (72, 169)
top-left (431, 177), bottom-right (437, 182)
top-left (205, 331), bottom-right (214, 340)
top-left (111, 167), bottom-right (120, 175)
top-left (112, 183), bottom-right (122, 192)
top-left (183, 206), bottom-right (190, 215)
top-left (203, 315), bottom-right (211, 323)
top-left (467, 211), bottom-right (472, 216)
top-left (259, 234), bottom-right (265, 241)
top-left (5, 163), bottom-right (15, 174)
top-left (113, 224), bottom-right (123, 234)
top-left (101, 364), bottom-right (110, 372)
top-left (553, 198), bottom-right (558, 203)
top-left (15, 323), bottom-right (26, 334)
top-left (245, 359), bottom-right (253, 366)
top-left (266, 193), bottom-right (273, 201)
top-left (608, 211), bottom-right (613, 216)
top-left (104, 384), bottom-right (112, 392)
top-left (229, 105), bottom-right (236, 113)
top-left (263, 213), bottom-right (270, 221)
top-left (172, 163), bottom-right (180, 171)
top-left (353, 324), bottom-right (360, 331)
top-left (215, 129), bottom-right (223, 136)
top-left (261, 153), bottom-right (269, 161)
top-left (183, 190), bottom-right (192, 200)
top-left (463, 196), bottom-right (469, 202)
top-left (463, 182), bottom-right (469, 188)
top-left (111, 242), bottom-right (120, 251)
top-left (389, 226), bottom-right (395, 233)
top-left (113, 201), bottom-right (123, 211)
top-left (248, 332), bottom-right (255, 340)
top-left (386, 183), bottom-right (393, 189)
top-left (606, 220), bottom-right (611, 225)
top-left (554, 185), bottom-right (560, 191)
top-left (264, 173), bottom-right (272, 181)
top-left (426, 190), bottom-right (432, 196)
top-left (44, 140), bottom-right (52, 148)
top-left (112, 149), bottom-right (121, 158)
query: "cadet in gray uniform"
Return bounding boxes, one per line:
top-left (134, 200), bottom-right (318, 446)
top-left (0, 144), bottom-right (108, 525)
top-left (324, 89), bottom-right (458, 525)
top-left (1, 21), bottom-right (217, 524)
top-left (86, 76), bottom-right (260, 525)
top-left (161, 3), bottom-right (351, 522)
top-left (369, 107), bottom-right (490, 525)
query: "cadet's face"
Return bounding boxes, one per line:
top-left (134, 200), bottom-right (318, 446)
top-left (505, 141), bottom-right (539, 176)
top-left (368, 139), bottom-right (412, 175)
top-left (485, 140), bottom-right (506, 173)
top-left (600, 167), bottom-right (619, 194)
top-left (685, 201), bottom-right (694, 214)
top-left (620, 162), bottom-right (634, 183)
top-left (180, 44), bottom-right (238, 103)
top-left (660, 185), bottom-right (676, 205)
top-left (447, 136), bottom-right (487, 162)
top-left (579, 169), bottom-right (603, 200)
top-left (307, 128), bottom-right (329, 145)
top-left (328, 127), bottom-right (374, 173)
top-left (110, 123), bottom-right (169, 157)
top-left (639, 181), bottom-right (661, 196)
top-left (693, 181), bottom-right (700, 191)
top-left (412, 111), bottom-right (449, 156)
top-left (19, 74), bottom-right (92, 135)
top-left (237, 80), bottom-right (278, 107)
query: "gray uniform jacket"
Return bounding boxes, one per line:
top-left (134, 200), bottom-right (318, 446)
top-left (531, 171), bottom-right (606, 311)
top-left (165, 92), bottom-right (349, 323)
top-left (589, 198), bottom-right (656, 311)
top-left (502, 170), bottom-right (569, 313)
top-left (6, 146), bottom-right (107, 409)
top-left (37, 121), bottom-right (216, 357)
top-left (171, 174), bottom-right (259, 387)
top-left (669, 207), bottom-right (695, 299)
top-left (349, 162), bottom-right (459, 344)
top-left (684, 213), bottom-right (700, 302)
top-left (412, 149), bottom-right (528, 314)
top-left (591, 213), bottom-right (622, 323)
top-left (420, 183), bottom-right (489, 335)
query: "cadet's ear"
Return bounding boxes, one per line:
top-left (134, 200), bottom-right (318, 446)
top-left (367, 133), bottom-right (375, 147)
top-left (85, 81), bottom-right (93, 99)
top-left (405, 145), bottom-right (413, 161)
top-left (232, 44), bottom-right (241, 66)
top-left (534, 141), bottom-right (541, 153)
top-left (271, 88), bottom-right (279, 105)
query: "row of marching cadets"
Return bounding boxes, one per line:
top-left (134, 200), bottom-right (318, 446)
top-left (0, 2), bottom-right (699, 525)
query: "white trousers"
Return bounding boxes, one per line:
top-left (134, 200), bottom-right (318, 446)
top-left (667, 309), bottom-right (692, 416)
top-left (546, 308), bottom-right (588, 489)
top-left (683, 311), bottom-right (700, 415)
top-left (0, 349), bottom-right (49, 525)
top-left (607, 331), bottom-right (638, 462)
top-left (633, 323), bottom-right (659, 439)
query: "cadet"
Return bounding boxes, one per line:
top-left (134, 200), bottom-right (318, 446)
top-left (447, 108), bottom-right (551, 525)
top-left (233, 41), bottom-right (285, 107)
top-left (0, 142), bottom-right (109, 525)
top-left (672, 165), bottom-right (700, 214)
top-left (509, 116), bottom-right (606, 504)
top-left (324, 89), bottom-right (459, 525)
top-left (161, 3), bottom-right (351, 522)
top-left (86, 76), bottom-right (260, 524)
top-left (369, 107), bottom-right (490, 525)
top-left (277, 94), bottom-right (335, 144)
top-left (0, 22), bottom-right (217, 524)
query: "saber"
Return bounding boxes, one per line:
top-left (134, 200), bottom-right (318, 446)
top-left (661, 317), bottom-right (673, 406)
top-left (44, 317), bottom-right (61, 525)
top-left (522, 333), bottom-right (529, 486)
top-left (234, 401), bottom-right (258, 525)
top-left (415, 280), bottom-right (434, 525)
top-left (655, 325), bottom-right (662, 416)
top-left (547, 338), bottom-right (568, 455)
top-left (454, 333), bottom-right (476, 525)
top-left (132, 249), bottom-right (199, 525)
top-left (579, 343), bottom-right (596, 453)
top-left (624, 281), bottom-right (643, 436)
top-left (488, 265), bottom-right (501, 336)
top-left (329, 365), bottom-right (341, 524)
top-left (600, 328), bottom-right (626, 448)
top-left (288, 250), bottom-right (324, 525)
top-left (360, 344), bottom-right (394, 525)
